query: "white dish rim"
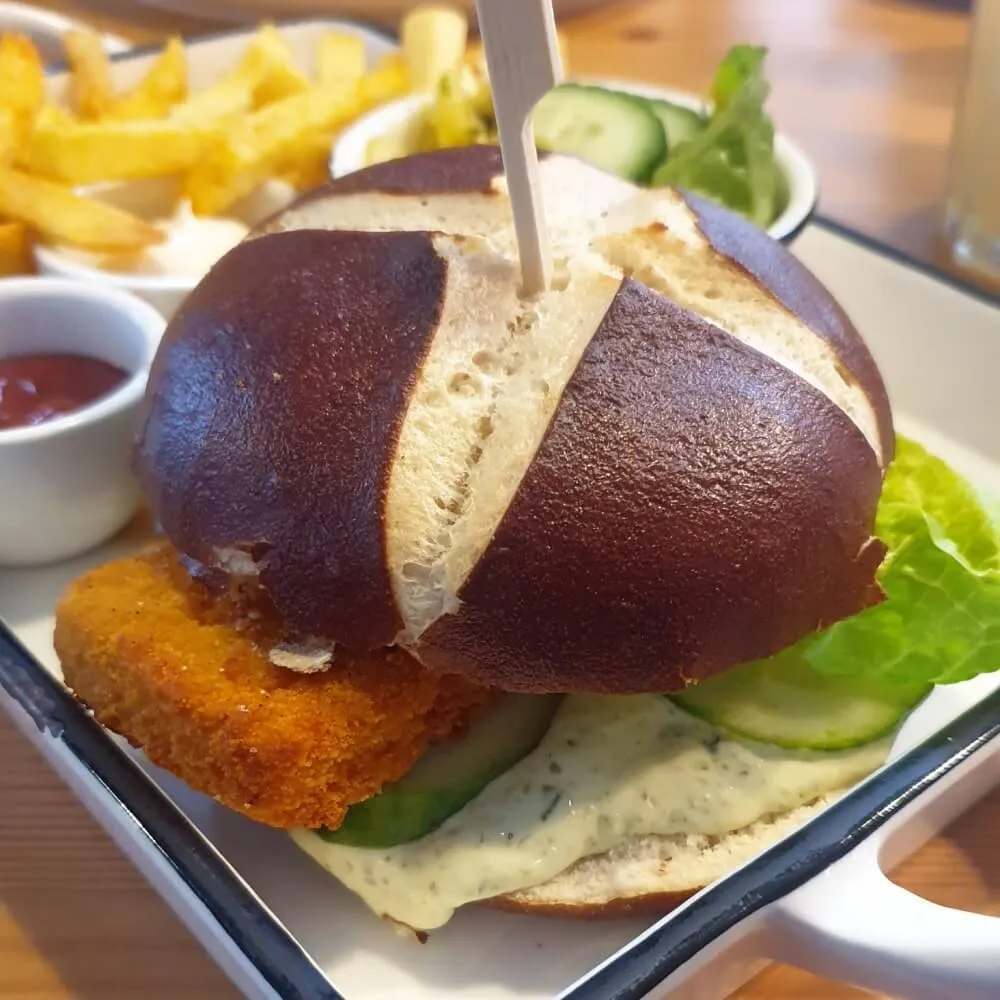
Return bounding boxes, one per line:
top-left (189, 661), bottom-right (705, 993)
top-left (329, 80), bottom-right (819, 242)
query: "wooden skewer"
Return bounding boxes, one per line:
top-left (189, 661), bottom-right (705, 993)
top-left (474, 0), bottom-right (563, 296)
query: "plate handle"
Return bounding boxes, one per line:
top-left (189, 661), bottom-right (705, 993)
top-left (769, 841), bottom-right (1000, 1000)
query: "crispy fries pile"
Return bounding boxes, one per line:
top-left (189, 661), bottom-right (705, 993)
top-left (0, 11), bottom-right (474, 277)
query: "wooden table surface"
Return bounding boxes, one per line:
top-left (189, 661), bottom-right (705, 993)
top-left (4, 1), bottom-right (1000, 998)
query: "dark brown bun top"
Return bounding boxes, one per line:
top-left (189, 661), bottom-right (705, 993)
top-left (681, 192), bottom-right (894, 463)
top-left (136, 147), bottom-right (893, 692)
top-left (135, 229), bottom-right (447, 649)
top-left (420, 278), bottom-right (886, 693)
top-left (315, 144), bottom-right (511, 196)
top-left (294, 146), bottom-right (892, 470)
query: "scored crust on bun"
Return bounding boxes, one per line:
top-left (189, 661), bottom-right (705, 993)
top-left (135, 229), bottom-right (450, 648)
top-left (676, 191), bottom-right (895, 462)
top-left (267, 147), bottom-right (889, 460)
top-left (419, 278), bottom-right (886, 692)
top-left (135, 146), bottom-right (893, 694)
top-left (142, 225), bottom-right (621, 650)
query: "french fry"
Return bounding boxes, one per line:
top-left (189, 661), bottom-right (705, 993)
top-left (64, 29), bottom-right (117, 120)
top-left (170, 43), bottom-right (269, 127)
top-left (0, 109), bottom-right (17, 163)
top-left (256, 58), bottom-right (309, 106)
top-left (364, 115), bottom-right (431, 167)
top-left (248, 24), bottom-right (310, 106)
top-left (187, 48), bottom-right (409, 212)
top-left (35, 104), bottom-right (76, 129)
top-left (186, 83), bottom-right (361, 215)
top-left (357, 54), bottom-right (411, 109)
top-left (0, 167), bottom-right (163, 252)
top-left (0, 218), bottom-right (33, 275)
top-left (273, 129), bottom-right (339, 190)
top-left (170, 72), bottom-right (255, 127)
top-left (274, 152), bottom-right (331, 192)
top-left (315, 32), bottom-right (367, 89)
top-left (171, 24), bottom-right (312, 128)
top-left (402, 6), bottom-right (468, 92)
top-left (24, 115), bottom-right (213, 184)
top-left (10, 104), bottom-right (70, 170)
top-left (111, 36), bottom-right (187, 121)
top-left (0, 33), bottom-right (45, 140)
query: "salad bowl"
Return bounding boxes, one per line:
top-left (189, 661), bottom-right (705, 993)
top-left (330, 83), bottom-right (818, 243)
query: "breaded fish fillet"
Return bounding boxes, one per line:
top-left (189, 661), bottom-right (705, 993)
top-left (55, 543), bottom-right (491, 829)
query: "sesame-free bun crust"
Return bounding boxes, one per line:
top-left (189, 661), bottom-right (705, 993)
top-left (313, 144), bottom-right (512, 196)
top-left (681, 192), bottom-right (894, 461)
top-left (135, 229), bottom-right (448, 648)
top-left (420, 280), bottom-right (886, 692)
top-left (136, 147), bottom-right (894, 693)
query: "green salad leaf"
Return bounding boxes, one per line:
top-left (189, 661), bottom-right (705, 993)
top-left (653, 44), bottom-right (784, 228)
top-left (790, 437), bottom-right (1000, 686)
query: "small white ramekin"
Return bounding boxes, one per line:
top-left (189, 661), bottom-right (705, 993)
top-left (330, 84), bottom-right (819, 243)
top-left (0, 278), bottom-right (164, 566)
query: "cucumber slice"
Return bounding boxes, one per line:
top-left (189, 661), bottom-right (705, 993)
top-left (317, 694), bottom-right (560, 847)
top-left (670, 656), bottom-right (930, 750)
top-left (644, 99), bottom-right (706, 154)
top-left (533, 84), bottom-right (666, 183)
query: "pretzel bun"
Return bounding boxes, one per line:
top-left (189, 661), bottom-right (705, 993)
top-left (135, 147), bottom-right (893, 694)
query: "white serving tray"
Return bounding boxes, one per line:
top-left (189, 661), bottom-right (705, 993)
top-left (2, 222), bottom-right (1000, 1000)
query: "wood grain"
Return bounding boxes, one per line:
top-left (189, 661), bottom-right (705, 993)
top-left (0, 710), bottom-right (242, 1000)
top-left (2, 1), bottom-right (999, 998)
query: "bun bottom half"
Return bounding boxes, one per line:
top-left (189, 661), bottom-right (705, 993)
top-left (484, 794), bottom-right (837, 919)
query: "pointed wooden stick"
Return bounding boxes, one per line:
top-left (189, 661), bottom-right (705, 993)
top-left (474, 0), bottom-right (563, 296)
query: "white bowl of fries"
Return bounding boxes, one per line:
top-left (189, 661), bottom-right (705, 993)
top-left (0, 18), bottom-right (405, 317)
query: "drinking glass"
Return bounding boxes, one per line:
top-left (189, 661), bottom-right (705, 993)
top-left (945, 0), bottom-right (1000, 277)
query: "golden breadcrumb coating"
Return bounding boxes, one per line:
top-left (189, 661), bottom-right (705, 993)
top-left (54, 543), bottom-right (490, 829)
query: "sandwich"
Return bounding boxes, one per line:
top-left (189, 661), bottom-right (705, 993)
top-left (55, 146), bottom-right (1000, 933)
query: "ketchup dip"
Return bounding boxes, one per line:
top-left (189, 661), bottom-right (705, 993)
top-left (0, 354), bottom-right (128, 431)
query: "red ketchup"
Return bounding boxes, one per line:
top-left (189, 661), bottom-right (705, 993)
top-left (0, 354), bottom-right (128, 431)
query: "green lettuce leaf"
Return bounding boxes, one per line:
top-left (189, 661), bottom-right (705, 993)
top-left (653, 44), bottom-right (782, 227)
top-left (801, 436), bottom-right (1000, 686)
